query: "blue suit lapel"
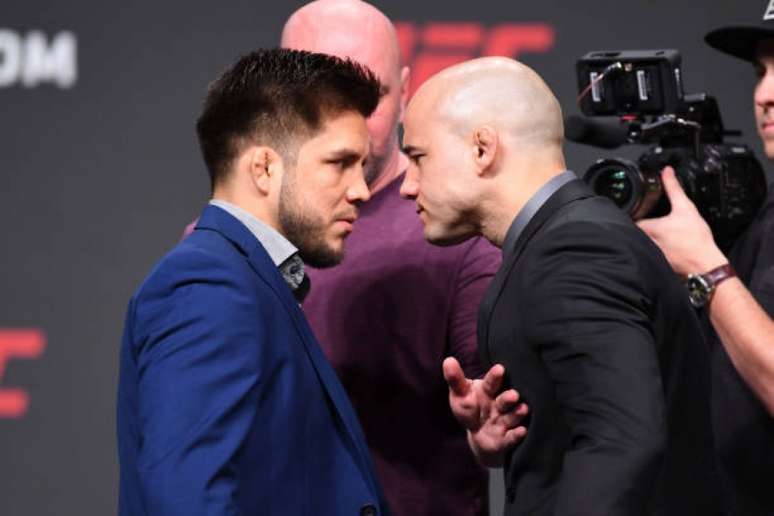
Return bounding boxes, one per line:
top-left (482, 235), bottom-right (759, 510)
top-left (280, 293), bottom-right (382, 492)
top-left (195, 205), bottom-right (380, 494)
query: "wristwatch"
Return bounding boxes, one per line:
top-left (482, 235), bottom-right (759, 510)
top-left (686, 264), bottom-right (736, 308)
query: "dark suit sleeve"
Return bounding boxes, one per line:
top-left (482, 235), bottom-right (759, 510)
top-left (129, 251), bottom-right (268, 516)
top-left (522, 223), bottom-right (667, 515)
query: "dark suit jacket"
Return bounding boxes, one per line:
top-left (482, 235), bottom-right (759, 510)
top-left (478, 180), bottom-right (720, 515)
top-left (117, 205), bottom-right (388, 516)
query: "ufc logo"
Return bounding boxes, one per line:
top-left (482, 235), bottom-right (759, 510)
top-left (0, 329), bottom-right (46, 419)
top-left (395, 22), bottom-right (555, 96)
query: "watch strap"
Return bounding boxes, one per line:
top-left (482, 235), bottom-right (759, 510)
top-left (703, 263), bottom-right (736, 288)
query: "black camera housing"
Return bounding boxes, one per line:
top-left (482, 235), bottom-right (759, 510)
top-left (577, 49), bottom-right (684, 116)
top-left (574, 49), bottom-right (767, 250)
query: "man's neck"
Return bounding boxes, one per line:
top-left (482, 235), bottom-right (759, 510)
top-left (208, 198), bottom-right (298, 268)
top-left (480, 166), bottom-right (567, 248)
top-left (211, 190), bottom-right (281, 234)
top-left (368, 146), bottom-right (408, 195)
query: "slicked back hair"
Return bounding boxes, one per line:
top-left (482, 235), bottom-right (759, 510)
top-left (196, 48), bottom-right (382, 189)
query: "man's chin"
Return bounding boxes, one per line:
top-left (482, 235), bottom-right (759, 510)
top-left (424, 228), bottom-right (473, 247)
top-left (299, 242), bottom-right (345, 268)
top-left (763, 139), bottom-right (774, 160)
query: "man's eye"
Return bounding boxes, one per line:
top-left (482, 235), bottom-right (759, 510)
top-left (328, 158), bottom-right (355, 169)
top-left (754, 63), bottom-right (766, 79)
top-left (410, 154), bottom-right (424, 164)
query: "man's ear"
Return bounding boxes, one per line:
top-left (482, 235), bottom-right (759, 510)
top-left (472, 126), bottom-right (498, 176)
top-left (398, 66), bottom-right (410, 121)
top-left (248, 146), bottom-right (284, 195)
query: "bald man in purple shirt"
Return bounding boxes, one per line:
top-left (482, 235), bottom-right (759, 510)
top-left (283, 2), bottom-right (504, 514)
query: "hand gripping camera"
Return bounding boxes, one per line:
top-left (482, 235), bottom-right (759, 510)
top-left (568, 49), bottom-right (767, 250)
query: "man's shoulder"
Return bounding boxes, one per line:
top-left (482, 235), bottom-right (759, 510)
top-left (127, 230), bottom-right (286, 344)
top-left (516, 206), bottom-right (668, 294)
top-left (135, 229), bottom-right (264, 306)
top-left (534, 201), bottom-right (653, 259)
top-left (731, 186), bottom-right (774, 278)
top-left (550, 194), bottom-right (633, 229)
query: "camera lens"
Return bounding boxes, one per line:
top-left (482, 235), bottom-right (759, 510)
top-left (582, 157), bottom-right (663, 220)
top-left (595, 167), bottom-right (633, 208)
top-left (583, 158), bottom-right (641, 214)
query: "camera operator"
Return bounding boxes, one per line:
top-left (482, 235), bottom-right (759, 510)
top-left (637, 4), bottom-right (774, 514)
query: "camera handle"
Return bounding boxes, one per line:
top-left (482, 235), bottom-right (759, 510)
top-left (638, 116), bottom-right (703, 157)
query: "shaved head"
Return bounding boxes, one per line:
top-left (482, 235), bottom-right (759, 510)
top-left (282, 0), bottom-right (409, 188)
top-left (282, 0), bottom-right (402, 73)
top-left (400, 57), bottom-right (567, 247)
top-left (411, 57), bottom-right (564, 154)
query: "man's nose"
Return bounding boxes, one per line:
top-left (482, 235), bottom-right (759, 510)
top-left (347, 166), bottom-right (371, 203)
top-left (756, 67), bottom-right (774, 107)
top-left (399, 167), bottom-right (419, 199)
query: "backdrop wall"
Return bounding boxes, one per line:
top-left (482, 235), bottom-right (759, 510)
top-left (0, 1), bottom-right (767, 514)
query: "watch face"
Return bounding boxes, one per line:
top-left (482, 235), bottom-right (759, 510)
top-left (687, 274), bottom-right (711, 308)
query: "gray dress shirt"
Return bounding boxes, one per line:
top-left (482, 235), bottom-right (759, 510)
top-left (209, 200), bottom-right (309, 300)
top-left (502, 170), bottom-right (577, 259)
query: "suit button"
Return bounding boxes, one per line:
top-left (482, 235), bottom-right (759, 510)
top-left (360, 504), bottom-right (377, 516)
top-left (506, 487), bottom-right (516, 503)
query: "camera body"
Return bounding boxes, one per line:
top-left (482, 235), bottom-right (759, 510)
top-left (574, 49), bottom-right (767, 250)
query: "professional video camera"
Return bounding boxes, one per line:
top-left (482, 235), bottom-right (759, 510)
top-left (568, 49), bottom-right (767, 250)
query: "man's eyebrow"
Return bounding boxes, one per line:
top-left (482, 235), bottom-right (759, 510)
top-left (401, 144), bottom-right (420, 154)
top-left (325, 149), bottom-right (366, 163)
top-left (325, 148), bottom-right (363, 160)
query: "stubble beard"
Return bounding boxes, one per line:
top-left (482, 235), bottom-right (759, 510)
top-left (278, 174), bottom-right (344, 269)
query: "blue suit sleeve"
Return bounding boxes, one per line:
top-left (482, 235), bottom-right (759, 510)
top-left (130, 251), bottom-right (269, 516)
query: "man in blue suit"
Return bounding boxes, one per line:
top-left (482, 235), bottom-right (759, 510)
top-left (117, 48), bottom-right (387, 515)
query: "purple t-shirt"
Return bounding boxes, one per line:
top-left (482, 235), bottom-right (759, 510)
top-left (303, 174), bottom-right (501, 516)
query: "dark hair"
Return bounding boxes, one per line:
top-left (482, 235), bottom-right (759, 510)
top-left (196, 48), bottom-right (381, 189)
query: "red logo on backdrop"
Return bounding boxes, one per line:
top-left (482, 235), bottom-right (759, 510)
top-left (395, 22), bottom-right (555, 96)
top-left (0, 329), bottom-right (46, 419)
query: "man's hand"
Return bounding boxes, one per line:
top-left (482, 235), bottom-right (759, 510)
top-left (637, 167), bottom-right (727, 276)
top-left (443, 357), bottom-right (528, 467)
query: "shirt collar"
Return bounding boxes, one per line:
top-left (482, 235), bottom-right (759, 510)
top-left (502, 170), bottom-right (577, 258)
top-left (209, 199), bottom-right (298, 266)
top-left (209, 200), bottom-right (309, 301)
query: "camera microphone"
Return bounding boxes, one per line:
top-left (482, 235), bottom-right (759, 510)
top-left (565, 115), bottom-right (630, 149)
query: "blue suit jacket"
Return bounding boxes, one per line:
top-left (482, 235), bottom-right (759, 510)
top-left (117, 205), bottom-right (388, 516)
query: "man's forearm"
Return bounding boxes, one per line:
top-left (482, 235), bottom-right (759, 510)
top-left (710, 278), bottom-right (774, 415)
top-left (687, 235), bottom-right (774, 414)
top-left (634, 170), bottom-right (774, 415)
